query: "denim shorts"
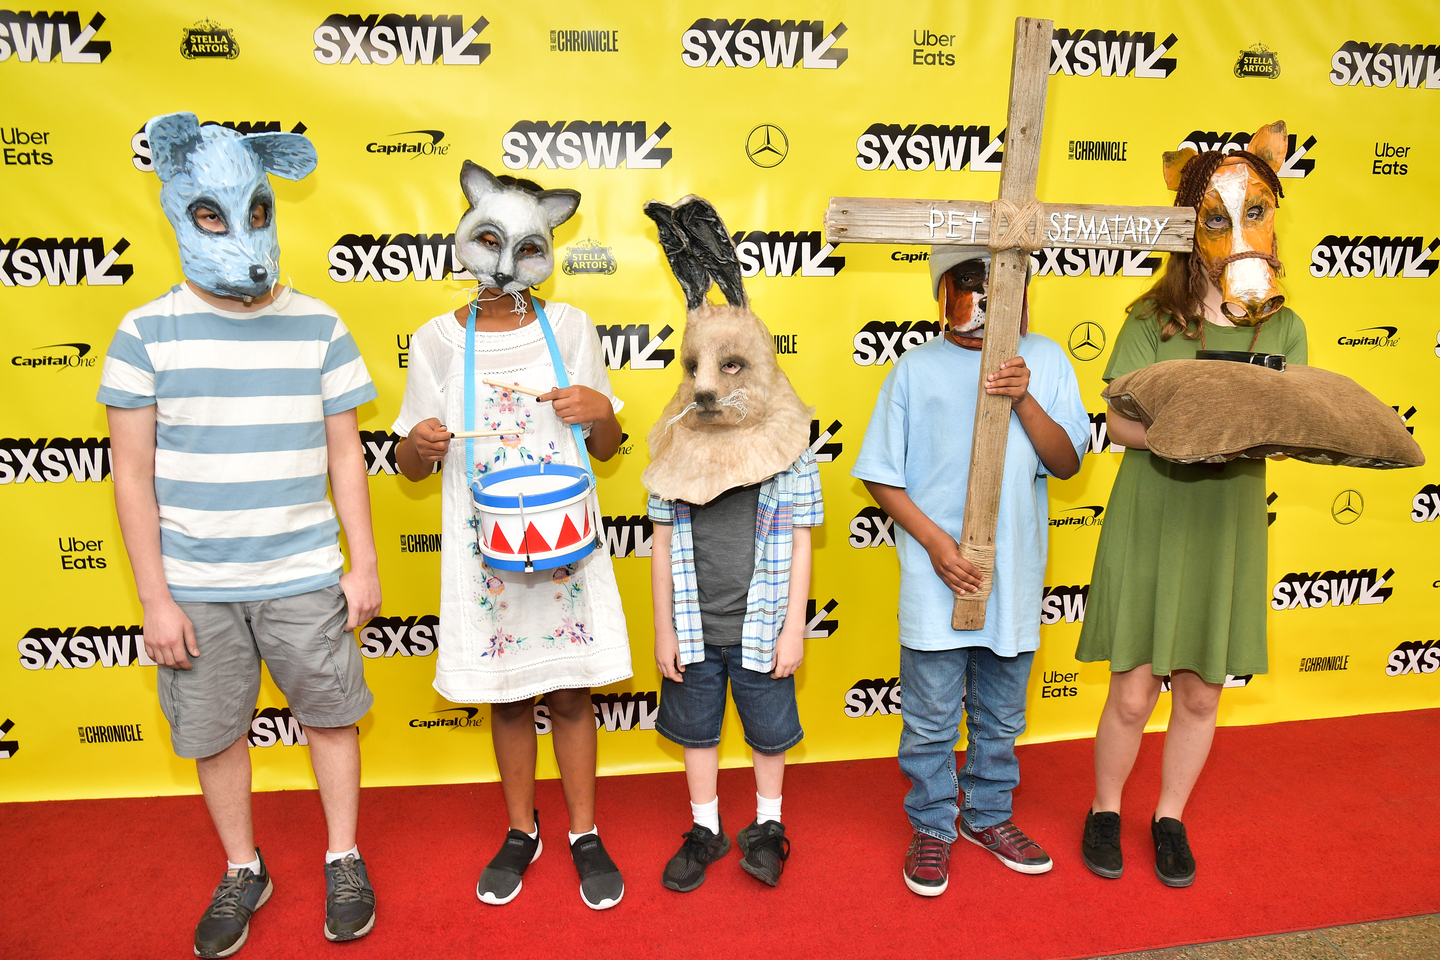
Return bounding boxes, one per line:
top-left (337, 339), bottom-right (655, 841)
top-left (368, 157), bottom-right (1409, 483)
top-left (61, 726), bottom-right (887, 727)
top-left (656, 643), bottom-right (803, 755)
top-left (161, 583), bottom-right (373, 759)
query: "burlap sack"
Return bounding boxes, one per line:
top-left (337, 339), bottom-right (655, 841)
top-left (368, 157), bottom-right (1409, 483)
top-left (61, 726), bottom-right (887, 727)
top-left (1101, 360), bottom-right (1424, 469)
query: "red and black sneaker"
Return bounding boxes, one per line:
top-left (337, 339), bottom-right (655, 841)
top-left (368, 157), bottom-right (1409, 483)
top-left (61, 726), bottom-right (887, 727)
top-left (959, 818), bottom-right (1053, 875)
top-left (903, 831), bottom-right (950, 896)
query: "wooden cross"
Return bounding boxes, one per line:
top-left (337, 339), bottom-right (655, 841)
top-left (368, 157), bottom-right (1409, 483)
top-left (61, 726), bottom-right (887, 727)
top-left (826, 17), bottom-right (1196, 629)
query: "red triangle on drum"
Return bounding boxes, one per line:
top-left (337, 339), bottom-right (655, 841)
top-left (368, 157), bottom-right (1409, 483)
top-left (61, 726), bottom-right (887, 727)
top-left (489, 523), bottom-right (514, 555)
top-left (583, 510), bottom-right (590, 536)
top-left (555, 514), bottom-right (582, 548)
top-left (523, 523), bottom-right (551, 553)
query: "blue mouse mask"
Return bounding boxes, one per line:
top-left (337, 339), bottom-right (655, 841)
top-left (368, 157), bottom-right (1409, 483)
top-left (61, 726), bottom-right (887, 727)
top-left (146, 112), bottom-right (317, 299)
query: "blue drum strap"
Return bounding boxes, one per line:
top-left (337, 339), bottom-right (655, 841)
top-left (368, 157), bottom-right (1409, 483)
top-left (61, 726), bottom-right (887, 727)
top-left (464, 299), bottom-right (478, 493)
top-left (534, 302), bottom-right (595, 480)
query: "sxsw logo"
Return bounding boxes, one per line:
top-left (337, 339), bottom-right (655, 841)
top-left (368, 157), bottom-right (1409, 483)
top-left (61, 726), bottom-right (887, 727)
top-left (1086, 413), bottom-right (1127, 454)
top-left (1392, 405), bottom-right (1417, 435)
top-left (248, 707), bottom-right (308, 747)
top-left (0, 439), bottom-right (111, 484)
top-left (359, 430), bottom-right (413, 475)
top-left (1385, 639), bottom-right (1440, 676)
top-left (132, 120), bottom-right (308, 173)
top-left (856, 123), bottom-right (1005, 172)
top-left (1309, 237), bottom-right (1438, 278)
top-left (0, 719), bottom-right (16, 759)
top-left (328, 233), bottom-right (472, 283)
top-left (0, 11), bottom-right (110, 62)
top-left (1049, 29), bottom-right (1176, 78)
top-left (312, 14), bottom-right (489, 65)
top-left (1411, 483), bottom-right (1440, 522)
top-left (602, 515), bottom-right (653, 558)
top-left (848, 506), bottom-right (896, 549)
top-left (809, 419), bottom-right (843, 462)
top-left (18, 626), bottom-right (152, 670)
top-left (852, 320), bottom-right (940, 366)
top-left (1177, 130), bottom-right (1316, 178)
top-left (805, 599), bottom-right (839, 638)
top-left (680, 19), bottom-right (847, 68)
top-left (732, 231), bottom-right (844, 278)
top-left (0, 238), bottom-right (132, 286)
top-left (1041, 584), bottom-right (1088, 625)
top-left (1031, 247), bottom-right (1160, 278)
top-left (597, 324), bottom-right (674, 369)
top-left (843, 677), bottom-right (901, 717)
top-left (501, 120), bottom-right (671, 170)
top-left (357, 615), bottom-right (438, 658)
top-left (1271, 568), bottom-right (1394, 609)
top-left (1329, 42), bottom-right (1440, 89)
top-left (528, 693), bottom-right (657, 734)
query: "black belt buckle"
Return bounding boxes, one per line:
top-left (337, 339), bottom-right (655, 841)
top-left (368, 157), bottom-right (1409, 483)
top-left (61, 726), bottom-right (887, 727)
top-left (1195, 350), bottom-right (1286, 372)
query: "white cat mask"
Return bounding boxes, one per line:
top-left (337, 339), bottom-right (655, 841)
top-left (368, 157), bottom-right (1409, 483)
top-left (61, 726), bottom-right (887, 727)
top-left (454, 161), bottom-right (580, 302)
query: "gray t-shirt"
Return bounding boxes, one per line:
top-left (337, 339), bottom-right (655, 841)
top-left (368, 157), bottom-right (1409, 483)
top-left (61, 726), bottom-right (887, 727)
top-left (688, 484), bottom-right (761, 646)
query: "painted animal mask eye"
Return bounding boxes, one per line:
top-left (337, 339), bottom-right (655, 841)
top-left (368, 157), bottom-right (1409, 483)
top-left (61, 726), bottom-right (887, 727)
top-left (720, 359), bottom-right (744, 375)
top-left (192, 204), bottom-right (226, 233)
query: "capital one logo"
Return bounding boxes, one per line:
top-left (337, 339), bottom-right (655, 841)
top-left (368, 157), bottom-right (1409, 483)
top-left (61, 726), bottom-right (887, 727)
top-left (1049, 29), bottom-right (1176, 78)
top-left (0, 11), bottom-right (110, 63)
top-left (681, 19), bottom-right (847, 68)
top-left (313, 14), bottom-right (489, 65)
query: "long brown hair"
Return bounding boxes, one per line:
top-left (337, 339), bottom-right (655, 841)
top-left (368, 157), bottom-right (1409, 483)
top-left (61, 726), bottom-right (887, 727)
top-left (1128, 150), bottom-right (1284, 340)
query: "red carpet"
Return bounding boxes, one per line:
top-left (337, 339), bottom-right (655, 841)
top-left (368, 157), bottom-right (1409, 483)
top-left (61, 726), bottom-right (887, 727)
top-left (3, 709), bottom-right (1437, 960)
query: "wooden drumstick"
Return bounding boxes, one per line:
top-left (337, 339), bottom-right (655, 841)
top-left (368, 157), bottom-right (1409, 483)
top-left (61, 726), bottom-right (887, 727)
top-left (482, 377), bottom-right (551, 398)
top-left (449, 429), bottom-right (517, 439)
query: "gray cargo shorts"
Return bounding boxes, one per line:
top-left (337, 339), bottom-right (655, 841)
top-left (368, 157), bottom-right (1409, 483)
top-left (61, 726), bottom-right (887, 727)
top-left (160, 583), bottom-right (373, 759)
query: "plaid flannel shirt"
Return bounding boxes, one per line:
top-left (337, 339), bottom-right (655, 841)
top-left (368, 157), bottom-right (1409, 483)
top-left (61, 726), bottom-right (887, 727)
top-left (647, 450), bottom-right (824, 673)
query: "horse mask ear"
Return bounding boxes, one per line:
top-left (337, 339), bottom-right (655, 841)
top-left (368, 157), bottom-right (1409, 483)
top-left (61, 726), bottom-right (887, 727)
top-left (1162, 147), bottom-right (1197, 192)
top-left (145, 112), bottom-right (204, 183)
top-left (1247, 121), bottom-right (1289, 173)
top-left (244, 132), bottom-right (318, 181)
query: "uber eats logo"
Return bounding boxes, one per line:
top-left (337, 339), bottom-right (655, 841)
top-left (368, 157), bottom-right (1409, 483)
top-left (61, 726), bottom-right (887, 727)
top-left (849, 506), bottom-right (896, 549)
top-left (1385, 639), bottom-right (1440, 677)
top-left (0, 439), bottom-right (111, 484)
top-left (1049, 29), bottom-right (1176, 78)
top-left (19, 626), bottom-right (152, 670)
top-left (597, 324), bottom-right (674, 370)
top-left (844, 677), bottom-right (901, 717)
top-left (133, 120), bottom-right (308, 172)
top-left (1177, 130), bottom-right (1317, 178)
top-left (1, 238), bottom-right (131, 286)
top-left (681, 19), bottom-right (847, 69)
top-left (357, 616), bottom-right (438, 658)
top-left (501, 120), bottom-right (671, 170)
top-left (856, 123), bottom-right (1005, 172)
top-left (0, 11), bottom-right (110, 63)
top-left (852, 320), bottom-right (940, 366)
top-left (602, 516), bottom-right (653, 558)
top-left (1309, 236), bottom-right (1438, 279)
top-left (1329, 42), bottom-right (1440, 89)
top-left (1411, 484), bottom-right (1440, 522)
top-left (1041, 585), bottom-right (1088, 625)
top-left (732, 231), bottom-right (844, 278)
top-left (313, 14), bottom-right (489, 65)
top-left (248, 707), bottom-right (308, 747)
top-left (328, 233), bottom-right (472, 283)
top-left (1271, 568), bottom-right (1394, 609)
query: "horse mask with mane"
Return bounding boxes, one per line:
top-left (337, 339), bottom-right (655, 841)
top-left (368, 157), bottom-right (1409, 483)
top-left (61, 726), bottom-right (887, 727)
top-left (641, 196), bottom-right (813, 506)
top-left (146, 112), bottom-right (317, 300)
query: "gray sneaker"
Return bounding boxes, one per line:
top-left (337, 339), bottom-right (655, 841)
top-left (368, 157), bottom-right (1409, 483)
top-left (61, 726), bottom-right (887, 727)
top-left (738, 819), bottom-right (790, 886)
top-left (571, 832), bottom-right (624, 910)
top-left (324, 854), bottom-right (376, 941)
top-left (194, 850), bottom-right (273, 958)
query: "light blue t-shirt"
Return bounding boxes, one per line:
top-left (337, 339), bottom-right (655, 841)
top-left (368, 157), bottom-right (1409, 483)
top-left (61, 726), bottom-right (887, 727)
top-left (850, 333), bottom-right (1089, 654)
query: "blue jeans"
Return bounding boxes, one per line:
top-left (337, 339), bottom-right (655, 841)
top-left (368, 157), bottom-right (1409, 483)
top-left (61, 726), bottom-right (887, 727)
top-left (898, 645), bottom-right (1034, 841)
top-left (656, 644), bottom-right (803, 754)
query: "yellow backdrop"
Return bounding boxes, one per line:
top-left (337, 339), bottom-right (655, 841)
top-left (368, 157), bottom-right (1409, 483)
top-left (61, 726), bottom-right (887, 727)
top-left (2, 0), bottom-right (1437, 801)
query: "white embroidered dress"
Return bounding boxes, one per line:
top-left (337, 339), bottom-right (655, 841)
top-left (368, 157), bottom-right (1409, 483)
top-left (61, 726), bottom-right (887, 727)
top-left (393, 301), bottom-right (633, 703)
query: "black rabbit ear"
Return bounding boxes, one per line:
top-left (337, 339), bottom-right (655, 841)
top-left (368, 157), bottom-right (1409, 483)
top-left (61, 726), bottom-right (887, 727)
top-left (644, 200), bottom-right (711, 311)
top-left (673, 197), bottom-right (747, 308)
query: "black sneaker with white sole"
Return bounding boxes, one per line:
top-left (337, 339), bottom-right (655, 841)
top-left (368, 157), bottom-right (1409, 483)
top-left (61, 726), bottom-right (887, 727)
top-left (194, 850), bottom-right (273, 959)
top-left (571, 832), bottom-right (624, 910)
top-left (477, 810), bottom-right (542, 906)
top-left (1082, 810), bottom-right (1124, 879)
top-left (323, 854), bottom-right (376, 941)
top-left (662, 818), bottom-right (731, 892)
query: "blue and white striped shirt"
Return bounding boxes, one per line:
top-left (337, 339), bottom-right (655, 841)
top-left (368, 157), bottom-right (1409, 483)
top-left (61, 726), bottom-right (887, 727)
top-left (648, 451), bottom-right (824, 673)
top-left (97, 284), bottom-right (377, 602)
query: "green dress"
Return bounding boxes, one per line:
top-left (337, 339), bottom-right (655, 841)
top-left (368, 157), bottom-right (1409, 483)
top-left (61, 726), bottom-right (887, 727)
top-left (1075, 307), bottom-right (1308, 683)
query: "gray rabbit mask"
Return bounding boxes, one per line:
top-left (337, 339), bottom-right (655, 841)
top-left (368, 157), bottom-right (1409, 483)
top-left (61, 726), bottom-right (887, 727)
top-left (146, 112), bottom-right (316, 300)
top-left (642, 196), bottom-right (813, 506)
top-left (454, 161), bottom-right (580, 308)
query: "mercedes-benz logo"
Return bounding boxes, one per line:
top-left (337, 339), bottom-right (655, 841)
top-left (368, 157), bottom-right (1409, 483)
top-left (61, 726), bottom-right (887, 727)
top-left (1068, 322), bottom-right (1105, 361)
top-left (745, 124), bottom-right (789, 168)
top-left (1331, 489), bottom-right (1364, 524)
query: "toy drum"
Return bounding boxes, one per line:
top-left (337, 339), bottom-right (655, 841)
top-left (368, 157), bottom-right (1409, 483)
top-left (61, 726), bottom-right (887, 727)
top-left (471, 463), bottom-right (598, 573)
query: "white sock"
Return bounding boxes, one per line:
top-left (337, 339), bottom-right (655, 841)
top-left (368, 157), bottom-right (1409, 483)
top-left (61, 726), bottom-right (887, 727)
top-left (568, 825), bottom-right (597, 846)
top-left (525, 826), bottom-right (539, 840)
top-left (691, 796), bottom-right (720, 835)
top-left (227, 851), bottom-right (261, 874)
top-left (757, 793), bottom-right (782, 825)
top-left (324, 844), bottom-right (359, 864)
